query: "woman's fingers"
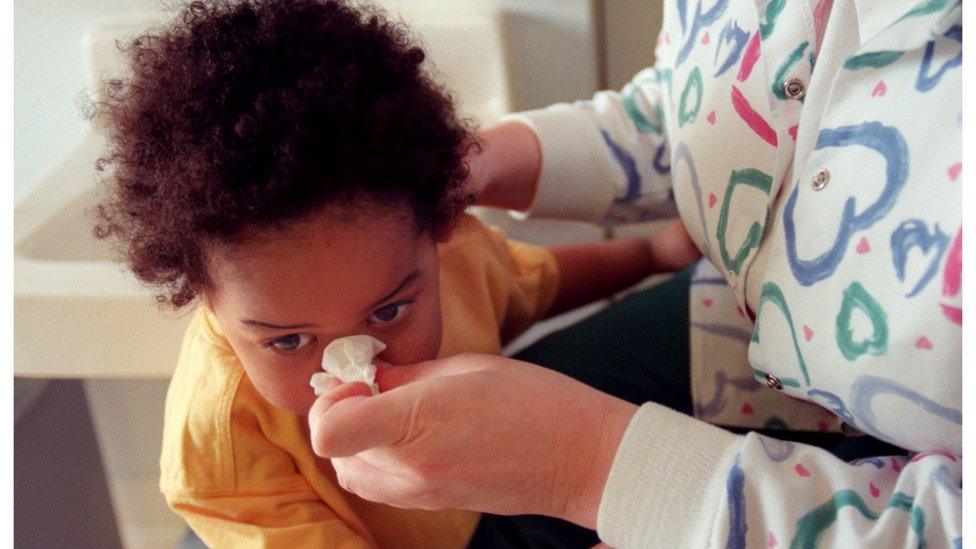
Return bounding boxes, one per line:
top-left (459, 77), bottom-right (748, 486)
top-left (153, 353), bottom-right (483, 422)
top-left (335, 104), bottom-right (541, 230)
top-left (332, 454), bottom-right (442, 509)
top-left (310, 356), bottom-right (500, 458)
top-left (310, 386), bottom-right (421, 458)
top-left (651, 218), bottom-right (702, 271)
top-left (374, 353), bottom-right (504, 391)
top-left (312, 354), bottom-right (547, 459)
top-left (308, 380), bottom-right (372, 419)
top-left (308, 381), bottom-right (375, 455)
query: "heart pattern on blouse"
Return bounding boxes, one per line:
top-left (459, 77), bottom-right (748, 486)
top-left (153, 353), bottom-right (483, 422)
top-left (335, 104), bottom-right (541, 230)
top-left (915, 336), bottom-right (933, 350)
top-left (871, 80), bottom-right (887, 97)
top-left (947, 162), bottom-right (961, 181)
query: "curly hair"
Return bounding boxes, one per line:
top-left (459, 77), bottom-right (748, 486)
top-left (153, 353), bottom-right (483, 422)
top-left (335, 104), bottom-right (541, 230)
top-left (94, 0), bottom-right (475, 308)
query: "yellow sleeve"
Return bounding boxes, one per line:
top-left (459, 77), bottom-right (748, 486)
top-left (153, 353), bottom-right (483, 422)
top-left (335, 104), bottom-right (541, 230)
top-left (486, 227), bottom-right (561, 343)
top-left (440, 215), bottom-right (560, 345)
top-left (167, 488), bottom-right (372, 549)
top-left (161, 310), bottom-right (377, 548)
top-left (162, 380), bottom-right (377, 548)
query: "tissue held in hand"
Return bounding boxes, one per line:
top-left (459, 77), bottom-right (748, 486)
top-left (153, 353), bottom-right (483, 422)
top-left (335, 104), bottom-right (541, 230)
top-left (309, 335), bottom-right (387, 396)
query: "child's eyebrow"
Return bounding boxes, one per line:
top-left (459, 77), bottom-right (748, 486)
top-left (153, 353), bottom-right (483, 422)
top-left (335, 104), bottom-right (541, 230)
top-left (238, 270), bottom-right (423, 330)
top-left (239, 319), bottom-right (317, 330)
top-left (364, 269), bottom-right (422, 313)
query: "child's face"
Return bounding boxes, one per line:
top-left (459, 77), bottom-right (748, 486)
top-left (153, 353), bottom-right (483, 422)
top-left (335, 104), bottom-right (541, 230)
top-left (204, 204), bottom-right (444, 416)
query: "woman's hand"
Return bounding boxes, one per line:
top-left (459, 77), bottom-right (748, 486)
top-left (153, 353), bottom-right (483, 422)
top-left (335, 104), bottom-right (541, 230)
top-left (645, 219), bottom-right (702, 273)
top-left (307, 354), bottom-right (638, 529)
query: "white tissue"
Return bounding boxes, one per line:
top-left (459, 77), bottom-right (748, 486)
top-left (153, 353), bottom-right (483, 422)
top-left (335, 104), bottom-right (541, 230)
top-left (309, 335), bottom-right (387, 396)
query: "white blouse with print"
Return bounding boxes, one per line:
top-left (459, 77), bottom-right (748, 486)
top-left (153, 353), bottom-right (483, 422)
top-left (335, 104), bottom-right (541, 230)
top-left (508, 0), bottom-right (962, 546)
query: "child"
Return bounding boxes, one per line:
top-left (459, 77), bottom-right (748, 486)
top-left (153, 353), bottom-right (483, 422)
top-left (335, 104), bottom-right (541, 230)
top-left (93, 0), bottom-right (700, 546)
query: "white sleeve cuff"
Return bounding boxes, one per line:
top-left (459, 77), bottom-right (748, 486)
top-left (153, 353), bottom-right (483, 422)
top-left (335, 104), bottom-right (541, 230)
top-left (500, 107), bottom-right (617, 223)
top-left (597, 403), bottom-right (743, 548)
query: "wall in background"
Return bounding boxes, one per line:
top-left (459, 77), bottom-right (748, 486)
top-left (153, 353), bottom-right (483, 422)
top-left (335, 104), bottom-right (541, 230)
top-left (601, 0), bottom-right (662, 89)
top-left (14, 0), bottom-right (599, 198)
top-left (14, 0), bottom-right (161, 199)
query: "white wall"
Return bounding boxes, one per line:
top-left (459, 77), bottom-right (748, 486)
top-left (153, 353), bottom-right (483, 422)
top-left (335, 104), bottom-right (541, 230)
top-left (602, 0), bottom-right (661, 89)
top-left (14, 0), bottom-right (162, 198)
top-left (14, 0), bottom-right (599, 198)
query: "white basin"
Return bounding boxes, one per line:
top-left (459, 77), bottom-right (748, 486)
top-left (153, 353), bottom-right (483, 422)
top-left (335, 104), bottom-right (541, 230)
top-left (14, 3), bottom-right (513, 378)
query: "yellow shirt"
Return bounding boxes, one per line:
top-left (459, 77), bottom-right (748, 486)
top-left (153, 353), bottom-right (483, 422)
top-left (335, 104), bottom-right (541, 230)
top-left (160, 215), bottom-right (560, 548)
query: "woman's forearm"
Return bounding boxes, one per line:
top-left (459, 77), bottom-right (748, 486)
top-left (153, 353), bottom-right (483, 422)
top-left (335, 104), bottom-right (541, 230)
top-left (469, 120), bottom-right (542, 211)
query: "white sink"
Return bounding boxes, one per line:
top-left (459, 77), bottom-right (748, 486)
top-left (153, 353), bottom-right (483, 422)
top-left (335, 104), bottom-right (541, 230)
top-left (14, 3), bottom-right (513, 377)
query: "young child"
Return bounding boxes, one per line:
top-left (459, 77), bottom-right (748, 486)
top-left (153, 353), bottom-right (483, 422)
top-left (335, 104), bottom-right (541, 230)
top-left (94, 0), bottom-right (699, 546)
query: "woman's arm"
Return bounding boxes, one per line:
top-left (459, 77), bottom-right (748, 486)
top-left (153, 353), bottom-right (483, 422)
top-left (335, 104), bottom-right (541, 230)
top-left (469, 65), bottom-right (674, 226)
top-left (307, 355), bottom-right (962, 548)
top-left (466, 120), bottom-right (542, 212)
top-left (467, 62), bottom-right (674, 226)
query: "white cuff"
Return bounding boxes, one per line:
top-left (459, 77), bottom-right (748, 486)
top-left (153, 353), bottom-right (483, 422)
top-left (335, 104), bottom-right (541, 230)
top-left (597, 403), bottom-right (743, 548)
top-left (500, 107), bottom-right (617, 223)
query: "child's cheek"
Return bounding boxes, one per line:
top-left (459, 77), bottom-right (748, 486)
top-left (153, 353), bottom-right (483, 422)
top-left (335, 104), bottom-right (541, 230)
top-left (238, 351), bottom-right (321, 416)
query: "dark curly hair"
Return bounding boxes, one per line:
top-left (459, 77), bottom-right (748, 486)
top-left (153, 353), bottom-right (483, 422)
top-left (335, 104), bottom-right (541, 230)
top-left (94, 0), bottom-right (475, 308)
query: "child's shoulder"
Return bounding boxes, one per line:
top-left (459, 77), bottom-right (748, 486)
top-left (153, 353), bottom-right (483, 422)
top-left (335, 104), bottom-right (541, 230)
top-left (161, 308), bottom-right (244, 492)
top-left (434, 212), bottom-right (560, 350)
top-left (162, 308), bottom-right (305, 495)
top-left (436, 212), bottom-right (511, 258)
top-left (437, 212), bottom-right (555, 273)
top-left (440, 212), bottom-right (492, 241)
top-left (169, 307), bottom-right (246, 413)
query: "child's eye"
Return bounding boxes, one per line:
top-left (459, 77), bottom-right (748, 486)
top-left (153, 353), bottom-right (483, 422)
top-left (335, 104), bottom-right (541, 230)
top-left (267, 333), bottom-right (314, 352)
top-left (369, 301), bottom-right (412, 325)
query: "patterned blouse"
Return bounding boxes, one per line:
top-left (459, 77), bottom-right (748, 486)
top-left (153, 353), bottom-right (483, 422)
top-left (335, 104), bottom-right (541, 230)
top-left (508, 0), bottom-right (962, 546)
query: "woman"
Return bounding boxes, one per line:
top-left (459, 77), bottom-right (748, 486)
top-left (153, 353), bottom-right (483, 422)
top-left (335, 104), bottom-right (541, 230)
top-left (309, 0), bottom-right (962, 546)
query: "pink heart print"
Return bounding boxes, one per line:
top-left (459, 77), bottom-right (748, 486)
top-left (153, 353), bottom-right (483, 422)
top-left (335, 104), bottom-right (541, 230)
top-left (915, 336), bottom-right (933, 350)
top-left (947, 162), bottom-right (961, 181)
top-left (871, 80), bottom-right (887, 97)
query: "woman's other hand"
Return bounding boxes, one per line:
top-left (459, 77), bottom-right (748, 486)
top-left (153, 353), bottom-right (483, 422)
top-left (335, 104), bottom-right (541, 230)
top-left (307, 354), bottom-right (638, 529)
top-left (646, 219), bottom-right (702, 273)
